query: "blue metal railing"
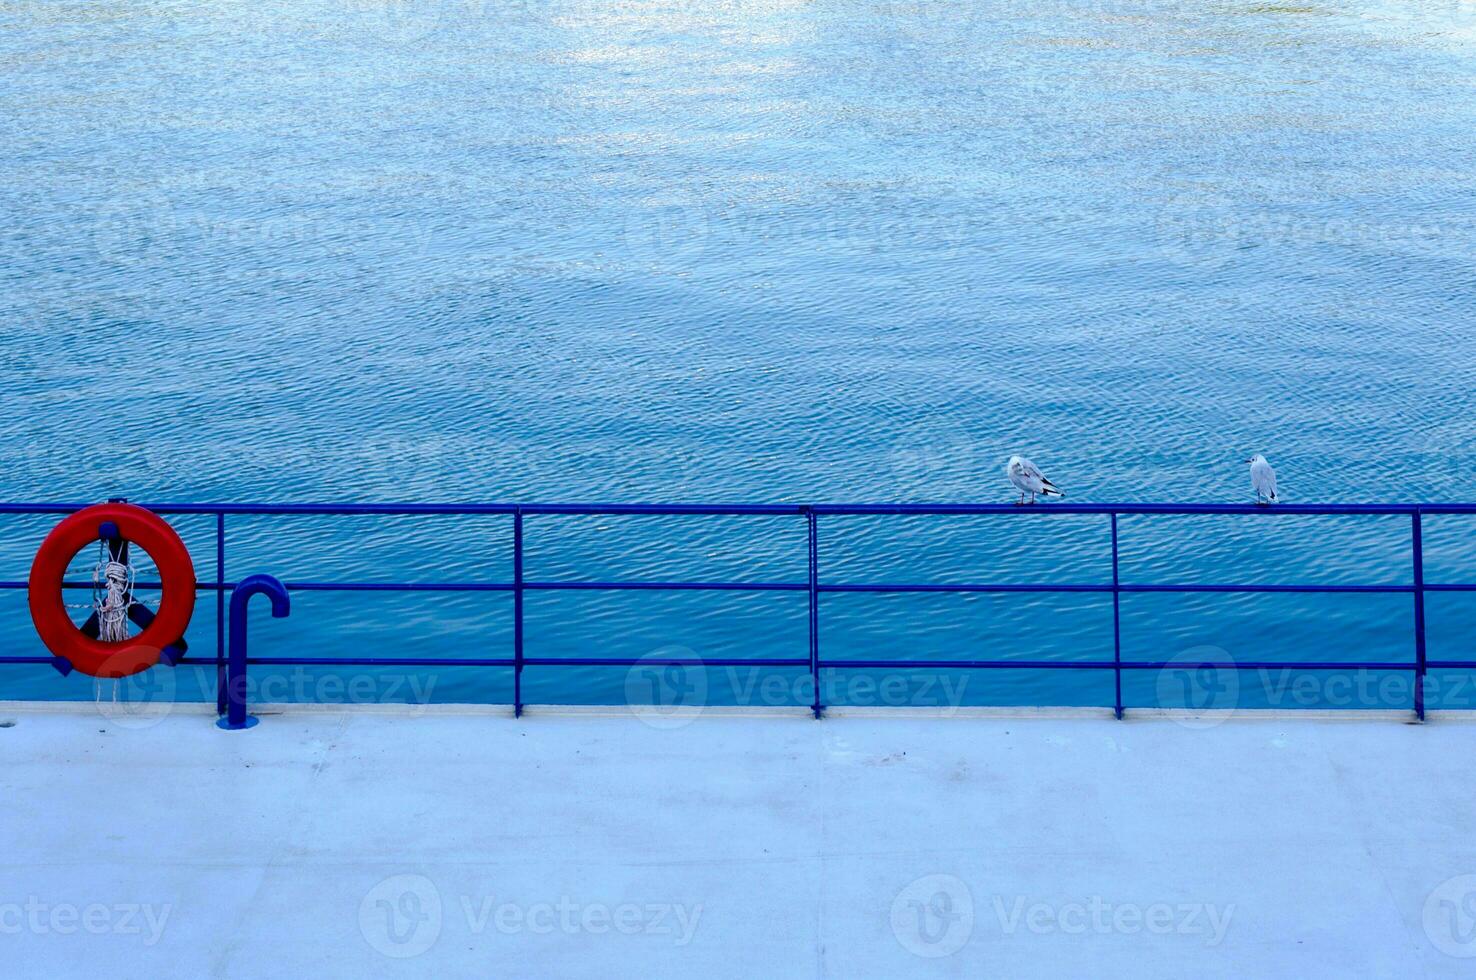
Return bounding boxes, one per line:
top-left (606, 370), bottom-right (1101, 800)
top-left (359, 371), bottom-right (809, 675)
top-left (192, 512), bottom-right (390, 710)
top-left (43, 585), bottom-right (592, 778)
top-left (2, 501), bottom-right (1475, 721)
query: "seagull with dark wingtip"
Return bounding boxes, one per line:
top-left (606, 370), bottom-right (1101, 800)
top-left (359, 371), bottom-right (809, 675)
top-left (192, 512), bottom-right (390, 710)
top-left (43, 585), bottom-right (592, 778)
top-left (1006, 454), bottom-right (1064, 505)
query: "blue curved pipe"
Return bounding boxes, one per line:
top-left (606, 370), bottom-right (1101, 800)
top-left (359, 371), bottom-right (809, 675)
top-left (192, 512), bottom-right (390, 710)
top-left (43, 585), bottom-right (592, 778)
top-left (219, 574), bottom-right (290, 731)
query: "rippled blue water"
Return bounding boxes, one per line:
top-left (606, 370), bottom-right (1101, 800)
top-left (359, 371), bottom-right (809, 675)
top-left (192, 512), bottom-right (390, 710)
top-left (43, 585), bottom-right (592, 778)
top-left (4, 0), bottom-right (1476, 711)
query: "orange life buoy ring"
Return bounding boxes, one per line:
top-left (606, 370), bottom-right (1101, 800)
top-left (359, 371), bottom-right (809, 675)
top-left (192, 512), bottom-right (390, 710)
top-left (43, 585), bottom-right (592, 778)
top-left (29, 503), bottom-right (196, 678)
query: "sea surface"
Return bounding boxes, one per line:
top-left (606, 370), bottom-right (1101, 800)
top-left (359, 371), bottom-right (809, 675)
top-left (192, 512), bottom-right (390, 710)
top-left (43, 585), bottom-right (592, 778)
top-left (3, 0), bottom-right (1476, 712)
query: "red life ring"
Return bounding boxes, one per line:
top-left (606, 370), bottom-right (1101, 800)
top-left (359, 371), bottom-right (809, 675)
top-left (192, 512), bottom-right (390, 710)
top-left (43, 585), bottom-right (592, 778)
top-left (29, 503), bottom-right (197, 678)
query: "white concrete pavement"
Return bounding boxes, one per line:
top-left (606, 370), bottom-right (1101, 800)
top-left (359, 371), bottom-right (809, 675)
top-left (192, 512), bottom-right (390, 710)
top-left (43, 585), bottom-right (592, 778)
top-left (2, 702), bottom-right (1474, 978)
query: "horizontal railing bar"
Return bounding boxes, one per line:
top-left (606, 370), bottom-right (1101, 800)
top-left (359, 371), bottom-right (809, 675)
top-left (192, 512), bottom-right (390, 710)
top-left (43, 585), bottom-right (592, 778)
top-left (813, 503), bottom-right (1448, 516)
top-left (6, 501), bottom-right (1476, 517)
top-left (513, 504), bottom-right (809, 516)
top-left (822, 583), bottom-right (1113, 594)
top-left (3, 580), bottom-right (521, 593)
top-left (0, 580), bottom-right (518, 593)
top-left (0, 504), bottom-right (93, 514)
top-left (245, 657), bottom-right (517, 667)
top-left (1427, 661), bottom-right (1476, 669)
top-left (238, 657), bottom-right (812, 668)
top-left (521, 657), bottom-right (811, 667)
top-left (0, 655), bottom-right (1424, 671)
top-left (823, 659), bottom-right (1119, 669)
top-left (1120, 661), bottom-right (1416, 670)
top-left (823, 660), bottom-right (1418, 670)
top-left (276, 582), bottom-right (514, 593)
top-left (0, 579), bottom-right (801, 593)
top-left (1120, 583), bottom-right (1413, 594)
top-left (523, 581), bottom-right (807, 592)
top-left (0, 502), bottom-right (805, 516)
top-left (822, 583), bottom-right (1416, 594)
top-left (2, 580), bottom-right (1446, 595)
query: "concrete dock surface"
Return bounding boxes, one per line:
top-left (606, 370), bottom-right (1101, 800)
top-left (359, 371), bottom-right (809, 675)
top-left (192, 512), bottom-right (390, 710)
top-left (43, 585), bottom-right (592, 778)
top-left (3, 702), bottom-right (1474, 978)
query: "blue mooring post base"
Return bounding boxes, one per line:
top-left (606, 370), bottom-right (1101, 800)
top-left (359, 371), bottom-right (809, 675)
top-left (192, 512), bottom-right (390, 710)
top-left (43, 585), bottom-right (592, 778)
top-left (216, 715), bottom-right (260, 731)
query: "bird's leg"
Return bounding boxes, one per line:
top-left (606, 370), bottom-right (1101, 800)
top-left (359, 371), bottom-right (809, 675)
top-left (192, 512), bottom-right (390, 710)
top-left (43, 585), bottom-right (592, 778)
top-left (1015, 491), bottom-right (1024, 506)
top-left (1030, 491), bottom-right (1037, 505)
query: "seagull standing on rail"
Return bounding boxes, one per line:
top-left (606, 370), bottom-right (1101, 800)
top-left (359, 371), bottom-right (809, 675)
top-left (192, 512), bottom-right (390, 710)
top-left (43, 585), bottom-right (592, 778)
top-left (1248, 453), bottom-right (1278, 505)
top-left (1006, 455), bottom-right (1064, 505)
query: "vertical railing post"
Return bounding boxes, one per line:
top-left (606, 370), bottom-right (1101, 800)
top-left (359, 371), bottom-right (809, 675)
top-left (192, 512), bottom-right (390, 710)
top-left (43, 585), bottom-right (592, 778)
top-left (806, 507), bottom-right (822, 719)
top-left (1111, 513), bottom-right (1123, 720)
top-left (513, 508), bottom-right (524, 719)
top-left (215, 512), bottom-right (227, 715)
top-left (1412, 510), bottom-right (1427, 721)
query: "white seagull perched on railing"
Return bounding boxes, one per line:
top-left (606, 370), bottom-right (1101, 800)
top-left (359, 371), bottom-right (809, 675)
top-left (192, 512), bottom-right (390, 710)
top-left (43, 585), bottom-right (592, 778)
top-left (1006, 454), bottom-right (1064, 505)
top-left (1248, 453), bottom-right (1278, 505)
